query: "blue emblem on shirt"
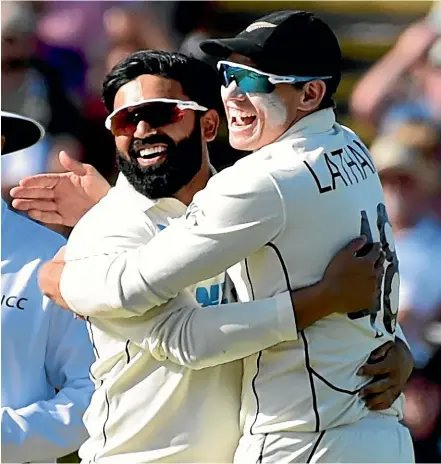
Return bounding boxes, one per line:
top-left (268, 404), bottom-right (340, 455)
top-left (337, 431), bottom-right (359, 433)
top-left (156, 222), bottom-right (227, 307)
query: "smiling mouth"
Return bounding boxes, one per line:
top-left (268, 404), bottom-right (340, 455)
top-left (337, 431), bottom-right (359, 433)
top-left (137, 145), bottom-right (168, 159)
top-left (229, 109), bottom-right (257, 128)
top-left (135, 144), bottom-right (168, 167)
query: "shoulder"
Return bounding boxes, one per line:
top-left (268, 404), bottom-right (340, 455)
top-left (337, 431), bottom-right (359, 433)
top-left (339, 124), bottom-right (358, 138)
top-left (197, 159), bottom-right (284, 218)
top-left (206, 148), bottom-right (289, 196)
top-left (77, 184), bottom-right (155, 232)
top-left (189, 151), bottom-right (289, 230)
top-left (4, 208), bottom-right (65, 261)
top-left (338, 122), bottom-right (366, 145)
top-left (66, 185), bottom-right (156, 258)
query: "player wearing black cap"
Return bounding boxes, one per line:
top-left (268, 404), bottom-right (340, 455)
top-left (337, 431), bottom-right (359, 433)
top-left (201, 10), bottom-right (341, 92)
top-left (30, 12), bottom-right (414, 462)
top-left (200, 10), bottom-right (341, 154)
top-left (198, 11), bottom-right (415, 462)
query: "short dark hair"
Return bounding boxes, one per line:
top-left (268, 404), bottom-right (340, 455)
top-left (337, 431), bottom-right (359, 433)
top-left (102, 50), bottom-right (222, 113)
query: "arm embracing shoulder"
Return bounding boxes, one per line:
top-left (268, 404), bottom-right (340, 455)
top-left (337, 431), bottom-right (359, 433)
top-left (92, 287), bottom-right (296, 370)
top-left (61, 167), bottom-right (285, 317)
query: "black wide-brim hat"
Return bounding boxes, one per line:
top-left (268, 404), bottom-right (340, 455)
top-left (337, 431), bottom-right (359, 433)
top-left (1, 111), bottom-right (45, 155)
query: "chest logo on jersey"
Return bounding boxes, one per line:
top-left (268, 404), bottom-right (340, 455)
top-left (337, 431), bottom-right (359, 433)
top-left (1, 294), bottom-right (27, 310)
top-left (196, 283), bottom-right (228, 307)
top-left (304, 141), bottom-right (377, 194)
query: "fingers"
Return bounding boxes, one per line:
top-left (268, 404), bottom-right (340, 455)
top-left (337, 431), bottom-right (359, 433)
top-left (360, 377), bottom-right (391, 397)
top-left (360, 360), bottom-right (400, 410)
top-left (374, 249), bottom-right (386, 270)
top-left (27, 209), bottom-right (64, 225)
top-left (364, 387), bottom-right (400, 410)
top-left (10, 199), bottom-right (29, 212)
top-left (10, 199), bottom-right (57, 212)
top-left (395, 338), bottom-right (415, 380)
top-left (10, 186), bottom-right (55, 200)
top-left (375, 261), bottom-right (385, 283)
top-left (38, 260), bottom-right (69, 307)
top-left (19, 174), bottom-right (61, 188)
top-left (358, 362), bottom-right (390, 377)
top-left (368, 340), bottom-right (395, 362)
top-left (59, 150), bottom-right (87, 176)
top-left (358, 346), bottom-right (394, 376)
top-left (363, 242), bottom-right (382, 263)
top-left (344, 235), bottom-right (367, 254)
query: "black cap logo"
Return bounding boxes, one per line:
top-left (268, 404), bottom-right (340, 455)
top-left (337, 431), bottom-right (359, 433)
top-left (245, 21), bottom-right (276, 33)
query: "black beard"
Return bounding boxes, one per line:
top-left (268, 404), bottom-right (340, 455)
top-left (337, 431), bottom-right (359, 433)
top-left (117, 118), bottom-right (203, 200)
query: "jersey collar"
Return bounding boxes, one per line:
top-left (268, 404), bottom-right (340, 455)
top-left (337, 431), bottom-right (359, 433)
top-left (277, 108), bottom-right (336, 142)
top-left (114, 173), bottom-right (187, 214)
top-left (115, 163), bottom-right (217, 213)
top-left (115, 173), bottom-right (158, 212)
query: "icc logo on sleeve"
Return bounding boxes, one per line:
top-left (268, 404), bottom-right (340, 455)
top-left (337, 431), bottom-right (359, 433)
top-left (1, 294), bottom-right (27, 310)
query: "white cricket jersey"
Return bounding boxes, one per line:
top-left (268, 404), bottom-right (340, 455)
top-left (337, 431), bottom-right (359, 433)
top-left (1, 199), bottom-right (94, 463)
top-left (61, 109), bottom-right (404, 437)
top-left (64, 175), bottom-right (297, 463)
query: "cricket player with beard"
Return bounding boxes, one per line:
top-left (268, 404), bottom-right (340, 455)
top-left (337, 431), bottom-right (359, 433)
top-left (18, 49), bottom-right (413, 462)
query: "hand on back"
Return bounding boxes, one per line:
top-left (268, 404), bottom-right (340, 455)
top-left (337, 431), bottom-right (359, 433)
top-left (323, 236), bottom-right (385, 314)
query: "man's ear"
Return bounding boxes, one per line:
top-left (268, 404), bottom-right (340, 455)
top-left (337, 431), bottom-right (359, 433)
top-left (297, 80), bottom-right (327, 113)
top-left (200, 109), bottom-right (220, 143)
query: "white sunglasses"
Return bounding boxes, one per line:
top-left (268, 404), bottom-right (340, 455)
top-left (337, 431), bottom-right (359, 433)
top-left (105, 98), bottom-right (208, 133)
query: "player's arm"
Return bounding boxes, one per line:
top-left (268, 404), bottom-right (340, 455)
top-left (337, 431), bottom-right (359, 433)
top-left (94, 289), bottom-right (298, 369)
top-left (52, 168), bottom-right (383, 320)
top-left (13, 150), bottom-right (353, 324)
top-left (55, 167), bottom-right (287, 316)
top-left (142, 242), bottom-right (383, 368)
top-left (1, 302), bottom-right (94, 462)
top-left (83, 238), bottom-right (382, 370)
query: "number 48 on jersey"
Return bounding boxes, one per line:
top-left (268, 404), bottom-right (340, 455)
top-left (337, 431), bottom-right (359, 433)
top-left (348, 202), bottom-right (399, 338)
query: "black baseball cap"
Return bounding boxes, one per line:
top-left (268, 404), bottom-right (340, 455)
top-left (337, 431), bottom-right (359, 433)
top-left (1, 111), bottom-right (45, 155)
top-left (200, 10), bottom-right (342, 94)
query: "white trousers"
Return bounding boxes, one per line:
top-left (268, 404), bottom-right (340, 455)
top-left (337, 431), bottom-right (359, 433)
top-left (234, 414), bottom-right (415, 463)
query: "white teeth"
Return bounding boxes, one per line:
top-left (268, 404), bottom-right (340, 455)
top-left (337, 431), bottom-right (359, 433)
top-left (228, 108), bottom-right (256, 127)
top-left (139, 146), bottom-right (167, 158)
top-left (229, 108), bottom-right (256, 118)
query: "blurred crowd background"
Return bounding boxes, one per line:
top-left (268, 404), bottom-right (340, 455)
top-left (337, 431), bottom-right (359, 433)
top-left (2, 1), bottom-right (441, 462)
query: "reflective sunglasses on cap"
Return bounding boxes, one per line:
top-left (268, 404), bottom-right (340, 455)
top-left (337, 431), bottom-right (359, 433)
top-left (217, 60), bottom-right (332, 94)
top-left (105, 98), bottom-right (208, 135)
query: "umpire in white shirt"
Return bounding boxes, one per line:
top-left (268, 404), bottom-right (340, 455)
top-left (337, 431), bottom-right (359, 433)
top-left (1, 111), bottom-right (94, 463)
